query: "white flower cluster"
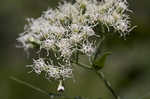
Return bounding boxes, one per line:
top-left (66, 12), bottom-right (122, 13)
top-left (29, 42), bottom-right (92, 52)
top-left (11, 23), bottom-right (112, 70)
top-left (27, 58), bottom-right (72, 80)
top-left (17, 0), bottom-right (132, 80)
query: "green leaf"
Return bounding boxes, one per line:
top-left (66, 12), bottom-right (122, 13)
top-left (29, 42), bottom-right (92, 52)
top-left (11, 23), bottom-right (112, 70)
top-left (93, 52), bottom-right (112, 70)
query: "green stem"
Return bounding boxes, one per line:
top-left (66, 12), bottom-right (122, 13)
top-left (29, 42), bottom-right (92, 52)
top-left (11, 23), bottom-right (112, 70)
top-left (75, 62), bottom-right (120, 99)
top-left (94, 71), bottom-right (120, 99)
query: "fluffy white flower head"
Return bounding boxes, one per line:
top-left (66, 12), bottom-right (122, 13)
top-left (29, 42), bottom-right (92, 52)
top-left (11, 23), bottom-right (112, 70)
top-left (17, 0), bottom-right (133, 81)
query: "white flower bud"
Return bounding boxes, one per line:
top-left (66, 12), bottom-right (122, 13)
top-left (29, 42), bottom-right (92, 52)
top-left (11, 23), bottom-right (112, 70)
top-left (57, 80), bottom-right (64, 92)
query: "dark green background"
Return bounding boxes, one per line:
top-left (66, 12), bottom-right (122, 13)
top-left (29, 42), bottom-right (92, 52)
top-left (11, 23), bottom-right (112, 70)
top-left (0, 0), bottom-right (150, 99)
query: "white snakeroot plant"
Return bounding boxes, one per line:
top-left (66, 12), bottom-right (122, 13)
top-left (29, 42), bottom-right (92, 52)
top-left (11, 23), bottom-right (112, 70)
top-left (17, 0), bottom-right (134, 98)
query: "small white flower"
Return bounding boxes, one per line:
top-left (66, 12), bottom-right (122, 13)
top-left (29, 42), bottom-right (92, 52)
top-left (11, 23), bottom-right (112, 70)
top-left (32, 58), bottom-right (46, 74)
top-left (61, 48), bottom-right (73, 58)
top-left (70, 33), bottom-right (84, 43)
top-left (81, 42), bottom-right (96, 56)
top-left (46, 63), bottom-right (72, 80)
top-left (43, 8), bottom-right (58, 23)
top-left (29, 18), bottom-right (50, 34)
top-left (41, 39), bottom-right (55, 50)
top-left (59, 66), bottom-right (72, 79)
top-left (57, 39), bottom-right (70, 48)
top-left (101, 14), bottom-right (115, 25)
top-left (58, 2), bottom-right (79, 18)
top-left (85, 4), bottom-right (99, 22)
top-left (112, 11), bottom-right (121, 20)
top-left (17, 33), bottom-right (36, 50)
top-left (76, 0), bottom-right (88, 7)
top-left (82, 26), bottom-right (95, 36)
top-left (70, 24), bottom-right (81, 33)
top-left (115, 19), bottom-right (130, 34)
top-left (47, 66), bottom-right (61, 79)
top-left (49, 25), bottom-right (66, 36)
top-left (115, 0), bottom-right (128, 13)
top-left (56, 39), bottom-right (73, 58)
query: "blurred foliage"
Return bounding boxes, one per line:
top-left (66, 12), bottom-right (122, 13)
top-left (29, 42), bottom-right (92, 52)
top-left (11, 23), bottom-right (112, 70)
top-left (0, 0), bottom-right (150, 99)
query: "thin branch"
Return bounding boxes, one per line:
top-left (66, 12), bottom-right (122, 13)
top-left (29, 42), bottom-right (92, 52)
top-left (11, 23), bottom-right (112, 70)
top-left (10, 76), bottom-right (67, 98)
top-left (10, 76), bottom-right (86, 99)
top-left (10, 76), bottom-right (48, 95)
